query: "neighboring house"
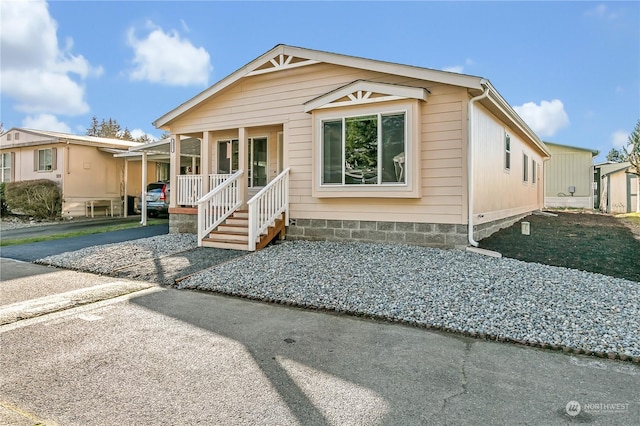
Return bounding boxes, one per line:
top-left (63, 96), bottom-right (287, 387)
top-left (543, 142), bottom-right (598, 209)
top-left (146, 44), bottom-right (550, 250)
top-left (0, 128), bottom-right (159, 217)
top-left (595, 161), bottom-right (639, 214)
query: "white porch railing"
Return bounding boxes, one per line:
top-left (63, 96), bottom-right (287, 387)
top-left (197, 170), bottom-right (243, 245)
top-left (210, 173), bottom-right (233, 189)
top-left (247, 168), bottom-right (290, 251)
top-left (177, 175), bottom-right (202, 206)
top-left (177, 174), bottom-right (233, 206)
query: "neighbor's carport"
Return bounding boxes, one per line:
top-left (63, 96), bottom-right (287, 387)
top-left (114, 137), bottom-right (201, 225)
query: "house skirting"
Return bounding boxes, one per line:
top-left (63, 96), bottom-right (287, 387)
top-left (287, 214), bottom-right (527, 249)
top-left (169, 211), bottom-right (198, 234)
top-left (544, 196), bottom-right (592, 209)
top-left (169, 211), bottom-right (527, 249)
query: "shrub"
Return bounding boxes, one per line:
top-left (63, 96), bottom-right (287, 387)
top-left (0, 182), bottom-right (7, 216)
top-left (5, 179), bottom-right (62, 219)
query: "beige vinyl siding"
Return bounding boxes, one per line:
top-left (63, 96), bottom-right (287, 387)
top-left (471, 104), bottom-right (543, 224)
top-left (169, 62), bottom-right (468, 225)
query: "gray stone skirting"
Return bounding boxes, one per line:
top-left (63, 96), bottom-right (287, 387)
top-left (169, 213), bottom-right (198, 234)
top-left (287, 213), bottom-right (528, 249)
top-left (169, 210), bottom-right (528, 249)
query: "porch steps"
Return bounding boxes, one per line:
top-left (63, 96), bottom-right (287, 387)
top-left (201, 210), bottom-right (285, 251)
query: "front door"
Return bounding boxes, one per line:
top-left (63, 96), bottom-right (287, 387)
top-left (248, 137), bottom-right (267, 188)
top-left (216, 137), bottom-right (267, 188)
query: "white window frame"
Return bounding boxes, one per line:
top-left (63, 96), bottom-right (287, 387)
top-left (523, 153), bottom-right (529, 183)
top-left (216, 139), bottom-right (239, 174)
top-left (6, 134), bottom-right (11, 142)
top-left (36, 148), bottom-right (55, 172)
top-left (312, 100), bottom-right (420, 198)
top-left (1, 152), bottom-right (12, 183)
top-left (505, 133), bottom-right (511, 172)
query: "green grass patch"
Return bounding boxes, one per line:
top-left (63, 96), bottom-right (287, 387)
top-left (0, 219), bottom-right (166, 247)
top-left (480, 212), bottom-right (640, 282)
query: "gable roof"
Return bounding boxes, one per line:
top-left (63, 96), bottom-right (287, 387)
top-left (1, 128), bottom-right (142, 149)
top-left (153, 44), bottom-right (486, 128)
top-left (153, 44), bottom-right (549, 157)
top-left (544, 141), bottom-right (599, 156)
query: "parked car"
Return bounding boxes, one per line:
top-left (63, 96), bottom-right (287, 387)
top-left (144, 181), bottom-right (170, 217)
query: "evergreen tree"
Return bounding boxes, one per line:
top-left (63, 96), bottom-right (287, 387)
top-left (606, 148), bottom-right (626, 163)
top-left (86, 116), bottom-right (99, 136)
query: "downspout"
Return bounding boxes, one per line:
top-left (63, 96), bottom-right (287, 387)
top-left (467, 83), bottom-right (490, 247)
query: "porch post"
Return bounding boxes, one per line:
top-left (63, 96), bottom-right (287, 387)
top-left (141, 151), bottom-right (147, 226)
top-left (201, 131), bottom-right (210, 194)
top-left (238, 127), bottom-right (248, 206)
top-left (169, 134), bottom-right (181, 208)
top-left (123, 159), bottom-right (128, 218)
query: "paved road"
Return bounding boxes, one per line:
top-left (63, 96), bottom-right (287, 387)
top-left (0, 223), bottom-right (168, 262)
top-left (0, 260), bottom-right (638, 425)
top-left (0, 217), bottom-right (150, 240)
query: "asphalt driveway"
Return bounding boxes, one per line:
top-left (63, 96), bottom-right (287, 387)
top-left (0, 223), bottom-right (168, 262)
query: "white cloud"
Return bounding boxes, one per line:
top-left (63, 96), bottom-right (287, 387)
top-left (130, 128), bottom-right (157, 141)
top-left (127, 22), bottom-right (212, 86)
top-left (513, 99), bottom-right (570, 137)
top-left (22, 114), bottom-right (71, 133)
top-left (0, 0), bottom-right (102, 115)
top-left (584, 4), bottom-right (618, 20)
top-left (443, 65), bottom-right (464, 73)
top-left (442, 58), bottom-right (474, 74)
top-left (611, 130), bottom-right (628, 148)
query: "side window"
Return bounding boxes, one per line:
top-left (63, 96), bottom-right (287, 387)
top-left (532, 159), bottom-right (537, 184)
top-left (523, 153), bottom-right (529, 183)
top-left (505, 133), bottom-right (511, 171)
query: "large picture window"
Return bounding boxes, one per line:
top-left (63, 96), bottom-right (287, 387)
top-left (322, 112), bottom-right (406, 186)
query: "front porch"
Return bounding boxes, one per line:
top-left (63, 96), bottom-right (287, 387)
top-left (129, 125), bottom-right (289, 251)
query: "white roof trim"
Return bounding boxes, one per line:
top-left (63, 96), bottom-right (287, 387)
top-left (304, 80), bottom-right (429, 113)
top-left (153, 44), bottom-right (484, 128)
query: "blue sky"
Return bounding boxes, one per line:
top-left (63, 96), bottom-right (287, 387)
top-left (1, 1), bottom-right (638, 161)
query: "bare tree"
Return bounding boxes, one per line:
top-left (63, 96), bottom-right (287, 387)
top-left (623, 119), bottom-right (640, 212)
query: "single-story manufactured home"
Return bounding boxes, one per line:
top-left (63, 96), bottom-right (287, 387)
top-left (148, 44), bottom-right (550, 250)
top-left (0, 128), bottom-right (160, 217)
top-left (543, 142), bottom-right (598, 209)
top-left (595, 161), bottom-right (639, 214)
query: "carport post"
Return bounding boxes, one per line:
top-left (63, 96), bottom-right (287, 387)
top-left (123, 159), bottom-right (128, 218)
top-left (141, 151), bottom-right (147, 226)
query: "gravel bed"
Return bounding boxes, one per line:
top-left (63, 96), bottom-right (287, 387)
top-left (177, 240), bottom-right (640, 359)
top-left (36, 234), bottom-right (198, 275)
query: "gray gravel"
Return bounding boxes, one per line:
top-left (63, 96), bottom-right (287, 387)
top-left (35, 233), bottom-right (245, 285)
top-left (177, 240), bottom-right (640, 358)
top-left (34, 234), bottom-right (640, 359)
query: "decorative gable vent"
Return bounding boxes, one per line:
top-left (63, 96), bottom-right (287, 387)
top-left (304, 80), bottom-right (429, 113)
top-left (247, 54), bottom-right (320, 76)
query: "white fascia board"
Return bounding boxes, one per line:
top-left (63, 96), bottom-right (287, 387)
top-left (304, 80), bottom-right (428, 113)
top-left (153, 44), bottom-right (485, 128)
top-left (282, 45), bottom-right (485, 90)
